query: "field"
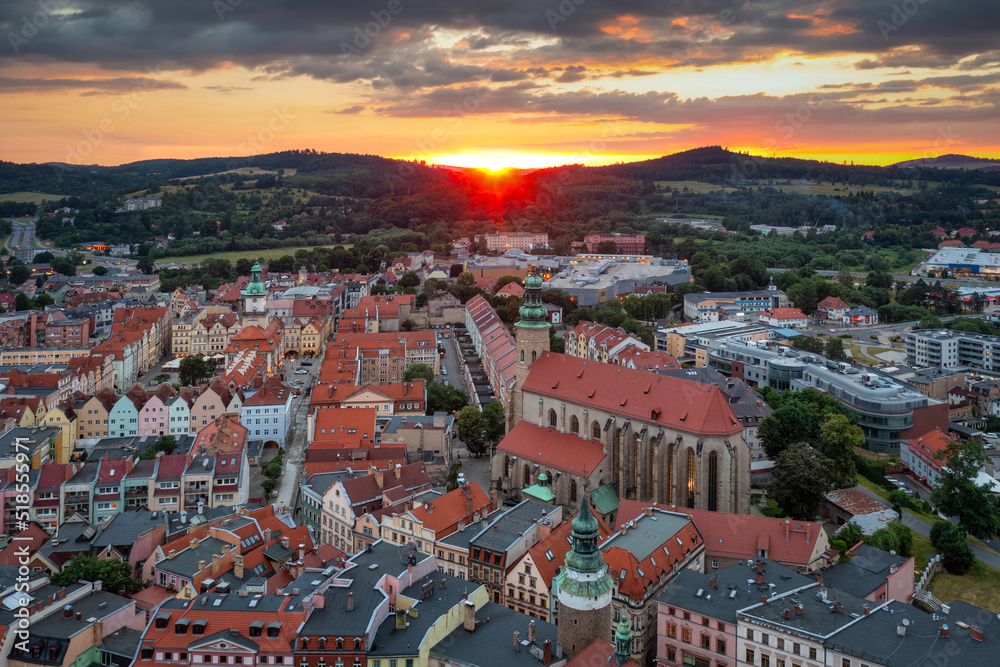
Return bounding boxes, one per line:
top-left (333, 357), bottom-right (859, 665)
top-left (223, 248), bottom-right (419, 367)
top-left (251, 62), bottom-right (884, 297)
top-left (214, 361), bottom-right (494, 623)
top-left (0, 192), bottom-right (66, 204)
top-left (930, 561), bottom-right (1000, 613)
top-left (655, 179), bottom-right (925, 195)
top-left (155, 244), bottom-right (352, 266)
top-left (169, 167), bottom-right (298, 181)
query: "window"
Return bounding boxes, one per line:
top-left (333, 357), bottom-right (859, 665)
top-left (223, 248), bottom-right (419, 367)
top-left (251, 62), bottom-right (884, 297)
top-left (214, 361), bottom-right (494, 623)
top-left (761, 633), bottom-right (769, 646)
top-left (809, 648), bottom-right (817, 660)
top-left (681, 627), bottom-right (691, 643)
top-left (746, 629), bottom-right (753, 640)
top-left (700, 634), bottom-right (710, 649)
top-left (717, 622), bottom-right (725, 632)
top-left (746, 649), bottom-right (755, 664)
top-left (842, 661), bottom-right (851, 667)
top-left (793, 643), bottom-right (801, 655)
top-left (761, 656), bottom-right (769, 667)
top-left (711, 560), bottom-right (719, 569)
top-left (666, 623), bottom-right (675, 639)
top-left (716, 638), bottom-right (726, 654)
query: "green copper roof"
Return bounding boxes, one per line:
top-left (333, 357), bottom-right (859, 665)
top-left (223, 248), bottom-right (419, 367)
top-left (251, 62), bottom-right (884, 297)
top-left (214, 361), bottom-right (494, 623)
top-left (522, 484), bottom-right (555, 502)
top-left (560, 495), bottom-right (612, 594)
top-left (244, 261), bottom-right (266, 297)
top-left (589, 484), bottom-right (619, 516)
top-left (517, 265), bottom-right (549, 328)
top-left (614, 616), bottom-right (633, 665)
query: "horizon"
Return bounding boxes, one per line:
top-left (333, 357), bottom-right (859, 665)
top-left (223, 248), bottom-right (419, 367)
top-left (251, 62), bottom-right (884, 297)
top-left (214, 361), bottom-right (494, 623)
top-left (3, 2), bottom-right (999, 169)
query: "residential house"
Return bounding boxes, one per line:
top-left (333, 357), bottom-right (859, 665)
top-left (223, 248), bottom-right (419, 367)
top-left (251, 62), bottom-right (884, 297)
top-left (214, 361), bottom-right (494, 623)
top-left (843, 305), bottom-right (878, 326)
top-left (759, 308), bottom-right (809, 328)
top-left (240, 379), bottom-right (293, 447)
top-left (816, 296), bottom-right (850, 321)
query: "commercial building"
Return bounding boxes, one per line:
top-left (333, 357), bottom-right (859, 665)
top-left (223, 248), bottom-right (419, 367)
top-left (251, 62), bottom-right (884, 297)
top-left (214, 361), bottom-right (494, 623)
top-left (123, 197), bottom-right (162, 211)
top-left (906, 328), bottom-right (1000, 371)
top-left (482, 231), bottom-right (550, 252)
top-left (708, 340), bottom-right (947, 452)
top-left (584, 233), bottom-right (645, 254)
top-left (924, 246), bottom-right (1000, 275)
top-left (542, 256), bottom-right (690, 306)
top-left (683, 287), bottom-right (788, 322)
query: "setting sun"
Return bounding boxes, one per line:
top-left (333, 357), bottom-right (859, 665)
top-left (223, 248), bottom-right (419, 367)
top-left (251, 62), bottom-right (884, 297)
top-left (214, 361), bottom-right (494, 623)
top-left (422, 152), bottom-right (573, 172)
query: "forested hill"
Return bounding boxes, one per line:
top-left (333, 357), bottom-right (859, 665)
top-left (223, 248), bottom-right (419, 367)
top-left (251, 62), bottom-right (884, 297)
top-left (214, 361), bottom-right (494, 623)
top-left (591, 146), bottom-right (1000, 187)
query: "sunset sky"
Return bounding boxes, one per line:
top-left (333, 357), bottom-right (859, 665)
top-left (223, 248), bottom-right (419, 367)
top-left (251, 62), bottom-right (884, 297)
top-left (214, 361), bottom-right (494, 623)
top-left (2, 0), bottom-right (998, 169)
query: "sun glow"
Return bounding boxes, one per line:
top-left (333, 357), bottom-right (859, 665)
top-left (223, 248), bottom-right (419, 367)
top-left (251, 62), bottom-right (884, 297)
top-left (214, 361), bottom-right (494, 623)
top-left (423, 152), bottom-right (575, 171)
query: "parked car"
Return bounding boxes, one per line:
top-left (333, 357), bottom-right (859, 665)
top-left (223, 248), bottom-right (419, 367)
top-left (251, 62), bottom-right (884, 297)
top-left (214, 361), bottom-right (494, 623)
top-left (502, 498), bottom-right (519, 507)
top-left (301, 361), bottom-right (313, 366)
top-left (295, 369), bottom-right (309, 375)
top-left (456, 473), bottom-right (465, 485)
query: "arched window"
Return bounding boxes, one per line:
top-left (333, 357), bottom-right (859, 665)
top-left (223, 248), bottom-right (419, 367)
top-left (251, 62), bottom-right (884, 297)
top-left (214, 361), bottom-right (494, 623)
top-left (523, 464), bottom-right (531, 487)
top-left (532, 351), bottom-right (537, 361)
top-left (504, 456), bottom-right (512, 479)
top-left (548, 409), bottom-right (557, 427)
top-left (570, 415), bottom-right (579, 433)
top-left (300, 638), bottom-right (309, 650)
top-left (686, 448), bottom-right (696, 508)
top-left (521, 350), bottom-right (525, 362)
top-left (592, 421), bottom-right (601, 438)
top-left (570, 479), bottom-right (578, 503)
top-left (708, 451), bottom-right (719, 512)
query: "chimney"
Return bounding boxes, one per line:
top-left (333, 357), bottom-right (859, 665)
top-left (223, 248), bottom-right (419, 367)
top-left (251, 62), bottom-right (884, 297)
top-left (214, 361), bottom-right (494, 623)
top-left (709, 575), bottom-right (717, 590)
top-left (190, 538), bottom-right (199, 548)
top-left (795, 603), bottom-right (804, 616)
top-left (644, 507), bottom-right (653, 517)
top-left (233, 554), bottom-right (243, 579)
top-left (528, 620), bottom-right (536, 643)
top-left (313, 592), bottom-right (324, 609)
top-left (464, 599), bottom-right (475, 632)
top-left (211, 555), bottom-right (220, 574)
top-left (756, 561), bottom-right (765, 573)
top-left (263, 528), bottom-right (272, 543)
top-left (940, 624), bottom-right (950, 638)
top-left (971, 626), bottom-right (983, 642)
top-left (863, 605), bottom-right (871, 616)
top-left (815, 573), bottom-right (823, 586)
top-left (281, 536), bottom-right (289, 549)
top-left (760, 595), bottom-right (767, 604)
top-left (197, 560), bottom-right (207, 571)
top-left (394, 463), bottom-right (401, 480)
top-left (513, 631), bottom-right (520, 652)
top-left (543, 640), bottom-right (552, 663)
top-left (63, 605), bottom-right (73, 618)
top-left (75, 611), bottom-right (82, 621)
top-left (57, 589), bottom-right (66, 601)
top-left (783, 608), bottom-right (791, 620)
top-left (168, 549), bottom-right (176, 559)
top-left (465, 490), bottom-right (474, 519)
top-left (93, 620), bottom-right (104, 646)
top-left (785, 519), bottom-right (790, 540)
top-left (833, 601), bottom-right (842, 614)
top-left (298, 544), bottom-right (306, 563)
top-left (346, 592), bottom-right (354, 611)
top-left (489, 489), bottom-right (498, 511)
top-left (756, 572), bottom-right (765, 584)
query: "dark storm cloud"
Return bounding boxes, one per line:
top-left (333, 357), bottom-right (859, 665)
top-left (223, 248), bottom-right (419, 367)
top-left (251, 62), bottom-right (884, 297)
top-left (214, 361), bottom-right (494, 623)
top-left (0, 74), bottom-right (186, 93)
top-left (3, 0), bottom-right (997, 80)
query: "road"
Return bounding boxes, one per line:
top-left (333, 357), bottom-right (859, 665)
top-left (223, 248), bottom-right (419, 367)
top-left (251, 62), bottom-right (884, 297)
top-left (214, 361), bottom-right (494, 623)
top-left (274, 354), bottom-right (323, 511)
top-left (5, 219), bottom-right (137, 271)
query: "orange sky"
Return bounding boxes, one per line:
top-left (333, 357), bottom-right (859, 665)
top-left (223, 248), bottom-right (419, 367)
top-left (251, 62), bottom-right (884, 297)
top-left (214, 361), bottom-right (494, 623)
top-left (1, 2), bottom-right (998, 169)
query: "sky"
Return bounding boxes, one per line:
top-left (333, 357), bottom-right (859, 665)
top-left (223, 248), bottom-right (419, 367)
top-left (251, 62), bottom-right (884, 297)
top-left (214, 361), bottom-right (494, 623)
top-left (1, 0), bottom-right (999, 170)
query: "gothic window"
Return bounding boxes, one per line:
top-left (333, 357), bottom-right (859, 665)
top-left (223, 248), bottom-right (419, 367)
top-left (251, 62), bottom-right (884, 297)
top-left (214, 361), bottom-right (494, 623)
top-left (708, 451), bottom-right (719, 512)
top-left (548, 409), bottom-right (557, 427)
top-left (570, 480), bottom-right (577, 503)
top-left (570, 415), bottom-right (579, 433)
top-left (686, 448), bottom-right (695, 508)
top-left (523, 464), bottom-right (531, 487)
top-left (591, 421), bottom-right (601, 438)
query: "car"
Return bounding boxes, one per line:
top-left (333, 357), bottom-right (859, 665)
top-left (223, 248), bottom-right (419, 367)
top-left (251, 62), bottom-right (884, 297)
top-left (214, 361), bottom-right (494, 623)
top-left (442, 368), bottom-right (448, 375)
top-left (300, 361), bottom-right (313, 366)
top-left (444, 380), bottom-right (449, 386)
top-left (456, 473), bottom-right (466, 485)
top-left (502, 498), bottom-right (519, 507)
top-left (295, 369), bottom-right (309, 375)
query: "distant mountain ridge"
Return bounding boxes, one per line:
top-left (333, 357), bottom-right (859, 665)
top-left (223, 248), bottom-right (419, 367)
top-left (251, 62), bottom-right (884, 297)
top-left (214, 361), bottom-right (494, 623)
top-left (891, 154), bottom-right (1000, 171)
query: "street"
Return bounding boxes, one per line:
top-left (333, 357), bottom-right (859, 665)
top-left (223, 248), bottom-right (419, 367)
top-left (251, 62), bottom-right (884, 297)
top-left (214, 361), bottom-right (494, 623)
top-left (274, 353), bottom-right (323, 511)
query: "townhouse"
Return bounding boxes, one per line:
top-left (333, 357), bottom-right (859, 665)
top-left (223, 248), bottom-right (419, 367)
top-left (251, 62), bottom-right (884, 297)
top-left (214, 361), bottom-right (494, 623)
top-left (240, 379), bottom-right (293, 447)
top-left (381, 482), bottom-right (492, 556)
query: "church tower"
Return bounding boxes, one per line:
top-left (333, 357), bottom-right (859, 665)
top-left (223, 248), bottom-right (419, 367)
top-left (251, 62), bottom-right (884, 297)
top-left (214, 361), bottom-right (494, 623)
top-left (556, 495), bottom-right (614, 658)
top-left (614, 615), bottom-right (634, 665)
top-left (241, 262), bottom-right (269, 328)
top-left (508, 266), bottom-right (550, 430)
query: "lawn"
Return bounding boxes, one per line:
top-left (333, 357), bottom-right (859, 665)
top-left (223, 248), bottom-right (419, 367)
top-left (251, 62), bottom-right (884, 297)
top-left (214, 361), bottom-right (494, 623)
top-left (930, 561), bottom-right (1000, 613)
top-left (155, 244), bottom-right (352, 266)
top-left (655, 180), bottom-right (741, 193)
top-left (911, 531), bottom-right (935, 571)
top-left (653, 179), bottom-right (925, 196)
top-left (0, 191), bottom-right (65, 204)
top-left (169, 167), bottom-right (298, 181)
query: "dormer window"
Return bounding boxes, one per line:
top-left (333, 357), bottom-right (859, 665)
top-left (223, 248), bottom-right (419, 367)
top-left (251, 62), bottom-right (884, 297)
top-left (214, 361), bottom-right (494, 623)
top-left (300, 638), bottom-right (309, 650)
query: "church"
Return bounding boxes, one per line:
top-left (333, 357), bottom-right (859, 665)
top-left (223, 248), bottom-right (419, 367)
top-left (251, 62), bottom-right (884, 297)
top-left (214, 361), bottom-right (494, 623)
top-left (496, 267), bottom-right (751, 515)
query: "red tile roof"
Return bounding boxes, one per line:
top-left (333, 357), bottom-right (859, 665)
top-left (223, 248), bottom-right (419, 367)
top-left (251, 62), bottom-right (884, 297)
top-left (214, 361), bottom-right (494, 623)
top-left (617, 500), bottom-right (827, 569)
top-left (527, 513), bottom-right (612, 589)
top-left (818, 296), bottom-right (850, 310)
top-left (566, 638), bottom-right (639, 667)
top-left (312, 408), bottom-right (378, 447)
top-left (602, 508), bottom-right (702, 600)
top-left (407, 482), bottom-right (490, 538)
top-left (762, 307), bottom-right (807, 319)
top-left (522, 353), bottom-right (743, 437)
top-left (156, 454), bottom-right (188, 479)
top-left (243, 378), bottom-right (290, 407)
top-left (0, 522), bottom-right (51, 565)
top-left (497, 422), bottom-right (606, 477)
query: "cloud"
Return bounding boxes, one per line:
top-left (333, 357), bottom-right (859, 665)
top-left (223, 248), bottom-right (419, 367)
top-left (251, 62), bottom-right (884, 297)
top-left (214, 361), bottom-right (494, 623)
top-left (0, 75), bottom-right (186, 94)
top-left (327, 105), bottom-right (365, 115)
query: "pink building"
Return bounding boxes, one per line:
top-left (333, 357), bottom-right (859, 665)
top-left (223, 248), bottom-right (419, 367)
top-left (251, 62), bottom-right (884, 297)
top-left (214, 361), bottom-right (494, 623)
top-left (656, 560), bottom-right (813, 667)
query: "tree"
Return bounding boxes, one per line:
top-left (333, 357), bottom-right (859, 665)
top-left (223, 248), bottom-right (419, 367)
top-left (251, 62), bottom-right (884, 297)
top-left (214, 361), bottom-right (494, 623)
top-left (595, 240), bottom-right (619, 254)
top-left (51, 555), bottom-right (144, 596)
top-left (92, 265), bottom-right (108, 276)
top-left (918, 315), bottom-right (942, 330)
top-left (825, 337), bottom-right (846, 362)
top-left (178, 354), bottom-right (214, 387)
top-left (865, 523), bottom-right (914, 557)
top-left (457, 406), bottom-right (487, 457)
top-left (818, 413), bottom-right (861, 488)
top-left (931, 439), bottom-right (1000, 539)
top-left (398, 271), bottom-right (421, 288)
top-left (838, 523), bottom-right (864, 549)
top-left (931, 520), bottom-right (976, 575)
top-left (837, 269), bottom-right (854, 288)
top-left (866, 271), bottom-right (893, 290)
top-left (136, 256), bottom-right (155, 274)
top-left (13, 293), bottom-right (29, 311)
top-left (768, 442), bottom-right (834, 520)
top-left (402, 363), bottom-right (435, 383)
top-left (51, 256), bottom-right (77, 276)
top-left (482, 401), bottom-right (506, 448)
top-left (7, 262), bottom-right (29, 285)
top-left (33, 251), bottom-right (54, 263)
top-left (140, 435), bottom-right (178, 460)
top-left (456, 271), bottom-right (475, 286)
top-left (426, 381), bottom-right (470, 414)
top-left (759, 402), bottom-right (821, 460)
top-left (495, 275), bottom-right (524, 290)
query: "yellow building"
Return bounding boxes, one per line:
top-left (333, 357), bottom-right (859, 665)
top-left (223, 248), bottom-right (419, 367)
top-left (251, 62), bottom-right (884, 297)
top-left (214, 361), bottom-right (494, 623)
top-left (41, 402), bottom-right (78, 464)
top-left (0, 348), bottom-right (90, 364)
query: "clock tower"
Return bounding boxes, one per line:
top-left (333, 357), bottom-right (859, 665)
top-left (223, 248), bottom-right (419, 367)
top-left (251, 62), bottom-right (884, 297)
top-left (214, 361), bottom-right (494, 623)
top-left (508, 265), bottom-right (551, 431)
top-left (556, 494), bottom-right (614, 658)
top-left (242, 262), bottom-right (269, 328)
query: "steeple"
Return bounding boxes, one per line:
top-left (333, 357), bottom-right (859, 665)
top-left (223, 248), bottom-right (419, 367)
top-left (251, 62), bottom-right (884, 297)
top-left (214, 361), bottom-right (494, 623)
top-left (241, 261), bottom-right (269, 327)
top-left (565, 494), bottom-right (604, 574)
top-left (614, 615), bottom-right (633, 665)
top-left (244, 262), bottom-right (266, 297)
top-left (517, 266), bottom-right (548, 328)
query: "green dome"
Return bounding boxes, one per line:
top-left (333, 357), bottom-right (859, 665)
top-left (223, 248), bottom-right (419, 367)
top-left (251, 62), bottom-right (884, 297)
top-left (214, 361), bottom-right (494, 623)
top-left (614, 616), bottom-right (633, 665)
top-left (244, 261), bottom-right (267, 297)
top-left (517, 266), bottom-right (549, 328)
